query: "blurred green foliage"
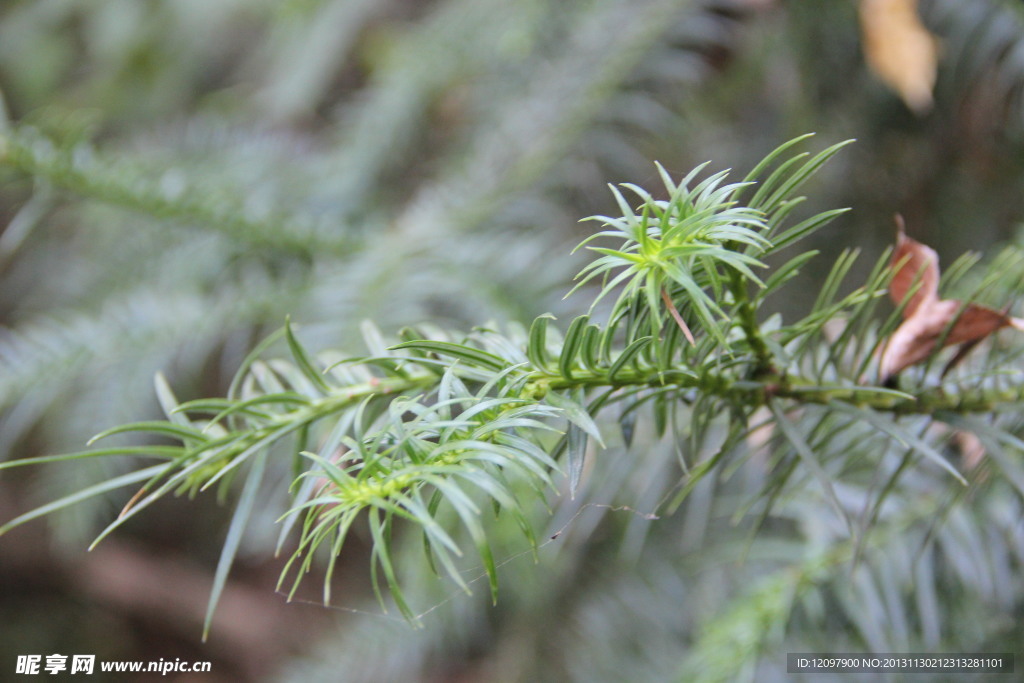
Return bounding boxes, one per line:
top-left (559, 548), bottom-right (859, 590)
top-left (2, 1), bottom-right (1024, 681)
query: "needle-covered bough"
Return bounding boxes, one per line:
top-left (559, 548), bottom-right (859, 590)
top-left (4, 135), bottom-right (1024, 637)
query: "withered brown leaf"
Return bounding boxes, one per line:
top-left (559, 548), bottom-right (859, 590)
top-left (879, 216), bottom-right (1024, 382)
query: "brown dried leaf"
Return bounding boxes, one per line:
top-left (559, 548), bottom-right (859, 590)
top-left (859, 0), bottom-right (938, 114)
top-left (879, 222), bottom-right (1024, 381)
top-left (889, 214), bottom-right (939, 317)
top-left (879, 299), bottom-right (1012, 379)
top-left (944, 303), bottom-right (1016, 346)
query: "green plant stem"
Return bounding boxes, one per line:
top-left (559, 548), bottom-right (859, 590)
top-left (727, 269), bottom-right (775, 377)
top-left (253, 365), bottom-right (1023, 446)
top-left (542, 368), bottom-right (1024, 417)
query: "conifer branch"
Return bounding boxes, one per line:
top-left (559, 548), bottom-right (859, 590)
top-left (0, 128), bottom-right (350, 255)
top-left (4, 134), bottom-right (1023, 628)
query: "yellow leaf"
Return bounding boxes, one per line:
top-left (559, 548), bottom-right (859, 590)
top-left (859, 0), bottom-right (938, 114)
